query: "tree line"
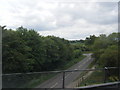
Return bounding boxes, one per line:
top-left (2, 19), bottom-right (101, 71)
top-left (71, 33), bottom-right (119, 80)
top-left (71, 33), bottom-right (119, 68)
top-left (2, 27), bottom-right (75, 73)
top-left (90, 33), bottom-right (119, 68)
top-left (2, 26), bottom-right (119, 75)
top-left (86, 33), bottom-right (120, 80)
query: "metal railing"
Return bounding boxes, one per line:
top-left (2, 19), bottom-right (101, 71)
top-left (2, 67), bottom-right (119, 89)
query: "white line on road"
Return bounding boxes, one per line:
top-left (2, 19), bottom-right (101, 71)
top-left (78, 58), bottom-right (91, 68)
top-left (78, 65), bottom-right (82, 68)
top-left (50, 82), bottom-right (58, 88)
top-left (65, 74), bottom-right (70, 78)
top-left (82, 60), bottom-right (89, 65)
top-left (74, 69), bottom-right (78, 70)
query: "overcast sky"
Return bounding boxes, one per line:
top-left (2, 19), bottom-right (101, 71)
top-left (0, 0), bottom-right (119, 40)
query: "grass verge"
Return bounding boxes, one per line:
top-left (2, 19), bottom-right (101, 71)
top-left (79, 70), bottom-right (104, 86)
top-left (78, 65), bottom-right (118, 87)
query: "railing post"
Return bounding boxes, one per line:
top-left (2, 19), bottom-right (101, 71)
top-left (104, 67), bottom-right (107, 83)
top-left (62, 71), bottom-right (65, 89)
top-left (118, 62), bottom-right (120, 82)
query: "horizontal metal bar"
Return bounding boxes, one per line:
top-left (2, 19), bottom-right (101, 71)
top-left (76, 81), bottom-right (120, 89)
top-left (2, 67), bottom-right (118, 76)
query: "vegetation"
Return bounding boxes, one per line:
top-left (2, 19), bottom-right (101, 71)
top-left (92, 33), bottom-right (120, 68)
top-left (2, 27), bottom-right (75, 73)
top-left (55, 55), bottom-right (86, 70)
top-left (23, 55), bottom-right (86, 88)
top-left (77, 33), bottom-right (120, 86)
top-left (2, 25), bottom-right (119, 86)
top-left (79, 70), bottom-right (104, 86)
top-left (23, 73), bottom-right (56, 88)
top-left (2, 26), bottom-right (88, 74)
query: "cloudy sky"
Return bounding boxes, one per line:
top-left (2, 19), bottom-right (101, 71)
top-left (0, 0), bottom-right (119, 40)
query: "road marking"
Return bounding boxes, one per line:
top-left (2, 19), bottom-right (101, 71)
top-left (83, 62), bottom-right (85, 64)
top-left (65, 74), bottom-right (70, 78)
top-left (50, 82), bottom-right (58, 88)
top-left (78, 58), bottom-right (91, 68)
top-left (82, 60), bottom-right (88, 65)
top-left (74, 69), bottom-right (78, 70)
top-left (79, 65), bottom-right (82, 68)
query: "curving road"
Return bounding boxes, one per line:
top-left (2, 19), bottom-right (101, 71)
top-left (36, 53), bottom-right (94, 88)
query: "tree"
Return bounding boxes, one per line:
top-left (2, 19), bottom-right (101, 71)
top-left (85, 35), bottom-right (97, 45)
top-left (92, 34), bottom-right (109, 50)
top-left (98, 45), bottom-right (118, 67)
top-left (2, 27), bottom-right (74, 73)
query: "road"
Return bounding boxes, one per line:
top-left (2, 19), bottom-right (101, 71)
top-left (36, 53), bottom-right (94, 88)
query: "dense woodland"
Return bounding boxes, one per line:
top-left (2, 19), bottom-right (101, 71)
top-left (71, 33), bottom-right (120, 68)
top-left (2, 26), bottom-right (120, 75)
top-left (2, 27), bottom-right (75, 73)
top-left (92, 33), bottom-right (119, 67)
top-left (85, 33), bottom-right (120, 80)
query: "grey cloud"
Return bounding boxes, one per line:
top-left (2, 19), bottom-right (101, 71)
top-left (51, 2), bottom-right (117, 28)
top-left (98, 2), bottom-right (117, 10)
top-left (0, 0), bottom-right (118, 40)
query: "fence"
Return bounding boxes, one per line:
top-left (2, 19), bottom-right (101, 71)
top-left (2, 67), bottom-right (119, 89)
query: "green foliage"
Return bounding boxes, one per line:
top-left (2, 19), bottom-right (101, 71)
top-left (107, 33), bottom-right (120, 45)
top-left (81, 32), bottom-right (120, 83)
top-left (91, 32), bottom-right (119, 79)
top-left (92, 34), bottom-right (109, 50)
top-left (74, 49), bottom-right (82, 58)
top-left (92, 33), bottom-right (119, 67)
top-left (80, 70), bottom-right (104, 86)
top-left (92, 49), bottom-right (105, 64)
top-left (84, 35), bottom-right (97, 51)
top-left (98, 45), bottom-right (118, 67)
top-left (85, 35), bottom-right (97, 45)
top-left (2, 25), bottom-right (119, 76)
top-left (2, 27), bottom-right (74, 73)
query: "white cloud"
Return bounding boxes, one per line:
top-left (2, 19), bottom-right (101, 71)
top-left (0, 0), bottom-right (118, 40)
top-left (39, 20), bottom-right (118, 40)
